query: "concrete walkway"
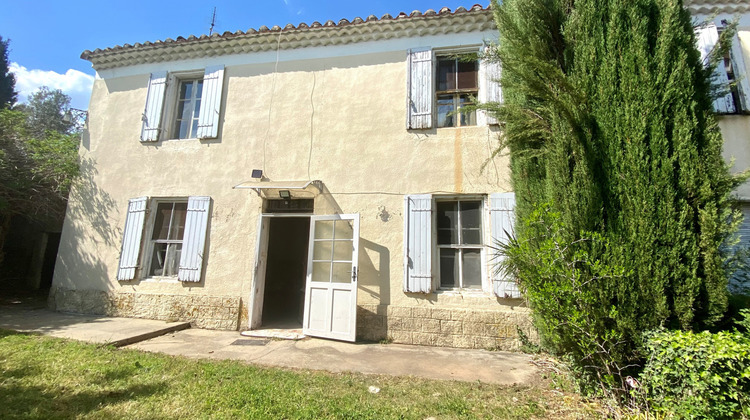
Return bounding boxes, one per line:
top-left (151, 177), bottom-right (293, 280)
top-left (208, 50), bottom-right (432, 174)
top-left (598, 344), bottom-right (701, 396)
top-left (0, 304), bottom-right (540, 386)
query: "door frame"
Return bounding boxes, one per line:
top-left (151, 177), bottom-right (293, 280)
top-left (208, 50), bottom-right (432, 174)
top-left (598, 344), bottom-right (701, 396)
top-left (249, 213), bottom-right (312, 330)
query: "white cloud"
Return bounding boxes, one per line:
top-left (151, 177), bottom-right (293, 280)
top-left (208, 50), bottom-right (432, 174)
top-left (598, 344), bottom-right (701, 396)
top-left (9, 62), bottom-right (95, 110)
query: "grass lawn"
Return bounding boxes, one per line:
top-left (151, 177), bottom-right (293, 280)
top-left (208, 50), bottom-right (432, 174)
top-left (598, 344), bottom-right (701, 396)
top-left (0, 329), bottom-right (604, 419)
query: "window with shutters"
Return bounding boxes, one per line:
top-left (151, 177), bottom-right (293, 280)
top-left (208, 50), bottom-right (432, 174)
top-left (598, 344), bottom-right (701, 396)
top-left (718, 26), bottom-right (749, 114)
top-left (145, 200), bottom-right (188, 277)
top-left (117, 196), bottom-right (211, 282)
top-left (436, 55), bottom-right (478, 127)
top-left (404, 193), bottom-right (520, 297)
top-left (407, 47), bottom-right (500, 130)
top-left (436, 199), bottom-right (484, 290)
top-left (695, 23), bottom-right (750, 114)
top-left (141, 65), bottom-right (225, 142)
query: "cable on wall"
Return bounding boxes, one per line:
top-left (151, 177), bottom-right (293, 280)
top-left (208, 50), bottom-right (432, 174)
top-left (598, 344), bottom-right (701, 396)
top-left (307, 72), bottom-right (317, 181)
top-left (262, 31), bottom-right (283, 177)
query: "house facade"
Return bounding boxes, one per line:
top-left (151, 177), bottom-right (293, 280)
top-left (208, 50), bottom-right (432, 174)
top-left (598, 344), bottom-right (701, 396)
top-left (51, 5), bottom-right (537, 349)
top-left (51, 2), bottom-right (750, 349)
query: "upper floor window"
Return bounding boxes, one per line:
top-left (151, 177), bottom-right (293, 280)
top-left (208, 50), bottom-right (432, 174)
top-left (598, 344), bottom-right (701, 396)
top-left (436, 56), bottom-right (478, 128)
top-left (140, 65), bottom-right (225, 142)
top-left (174, 78), bottom-right (204, 139)
top-left (695, 23), bottom-right (750, 114)
top-left (407, 47), bottom-right (501, 130)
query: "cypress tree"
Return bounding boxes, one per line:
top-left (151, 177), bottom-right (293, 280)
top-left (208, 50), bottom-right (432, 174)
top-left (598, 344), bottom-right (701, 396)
top-left (0, 37), bottom-right (16, 109)
top-left (488, 0), bottom-right (747, 391)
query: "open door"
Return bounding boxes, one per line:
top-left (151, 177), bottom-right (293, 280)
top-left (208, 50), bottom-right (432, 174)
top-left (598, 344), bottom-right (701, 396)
top-left (303, 214), bottom-right (360, 342)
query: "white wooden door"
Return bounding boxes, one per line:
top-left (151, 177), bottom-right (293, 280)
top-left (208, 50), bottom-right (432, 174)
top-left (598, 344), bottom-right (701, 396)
top-left (303, 214), bottom-right (360, 342)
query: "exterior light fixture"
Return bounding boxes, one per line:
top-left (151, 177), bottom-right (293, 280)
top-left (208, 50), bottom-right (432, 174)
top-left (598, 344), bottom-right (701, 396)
top-left (63, 108), bottom-right (88, 124)
top-left (279, 190), bottom-right (291, 199)
top-left (251, 169), bottom-right (263, 179)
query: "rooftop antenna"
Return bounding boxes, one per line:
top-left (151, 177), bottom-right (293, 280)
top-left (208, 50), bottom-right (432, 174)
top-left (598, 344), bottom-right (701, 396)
top-left (208, 7), bottom-right (217, 35)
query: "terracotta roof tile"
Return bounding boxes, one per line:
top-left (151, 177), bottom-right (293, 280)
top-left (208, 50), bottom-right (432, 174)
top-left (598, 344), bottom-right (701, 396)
top-left (81, 4), bottom-right (491, 62)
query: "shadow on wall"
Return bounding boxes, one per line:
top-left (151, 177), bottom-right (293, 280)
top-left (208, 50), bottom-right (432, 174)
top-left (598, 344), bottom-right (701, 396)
top-left (50, 156), bottom-right (119, 313)
top-left (358, 238), bottom-right (390, 307)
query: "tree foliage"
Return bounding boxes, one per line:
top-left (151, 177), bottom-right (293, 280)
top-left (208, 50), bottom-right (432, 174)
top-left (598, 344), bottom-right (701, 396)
top-left (487, 0), bottom-right (747, 395)
top-left (0, 36), bottom-right (17, 109)
top-left (22, 86), bottom-right (75, 137)
top-left (0, 87), bottom-right (80, 263)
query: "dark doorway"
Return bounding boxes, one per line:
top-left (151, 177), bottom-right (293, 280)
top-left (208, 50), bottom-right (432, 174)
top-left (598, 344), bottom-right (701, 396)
top-left (261, 217), bottom-right (310, 328)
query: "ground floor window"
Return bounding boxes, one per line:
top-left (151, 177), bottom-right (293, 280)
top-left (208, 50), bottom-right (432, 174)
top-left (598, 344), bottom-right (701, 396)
top-left (404, 193), bottom-right (519, 297)
top-left (147, 201), bottom-right (188, 277)
top-left (436, 199), bottom-right (484, 290)
top-left (116, 196), bottom-right (211, 283)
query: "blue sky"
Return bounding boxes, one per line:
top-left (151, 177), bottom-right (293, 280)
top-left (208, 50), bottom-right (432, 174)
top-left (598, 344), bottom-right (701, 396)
top-left (2, 1), bottom-right (487, 109)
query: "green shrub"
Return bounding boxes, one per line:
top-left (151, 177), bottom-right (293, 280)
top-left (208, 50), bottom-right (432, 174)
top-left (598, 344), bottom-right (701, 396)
top-left (498, 205), bottom-right (633, 394)
top-left (639, 325), bottom-right (750, 419)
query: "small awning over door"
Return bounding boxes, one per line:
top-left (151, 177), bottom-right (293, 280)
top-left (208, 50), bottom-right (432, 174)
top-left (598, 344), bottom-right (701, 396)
top-left (232, 180), bottom-right (323, 197)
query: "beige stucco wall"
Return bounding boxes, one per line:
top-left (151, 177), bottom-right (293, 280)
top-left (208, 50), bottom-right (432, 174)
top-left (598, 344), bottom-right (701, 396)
top-left (52, 30), bottom-right (532, 347)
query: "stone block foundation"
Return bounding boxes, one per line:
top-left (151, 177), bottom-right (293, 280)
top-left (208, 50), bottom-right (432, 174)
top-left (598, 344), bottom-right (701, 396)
top-left (49, 287), bottom-right (241, 330)
top-left (50, 288), bottom-right (536, 350)
top-left (357, 304), bottom-right (537, 351)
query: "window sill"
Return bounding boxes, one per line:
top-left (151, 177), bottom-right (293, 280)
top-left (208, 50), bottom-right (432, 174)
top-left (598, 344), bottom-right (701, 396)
top-left (141, 277), bottom-right (181, 284)
top-left (435, 288), bottom-right (488, 297)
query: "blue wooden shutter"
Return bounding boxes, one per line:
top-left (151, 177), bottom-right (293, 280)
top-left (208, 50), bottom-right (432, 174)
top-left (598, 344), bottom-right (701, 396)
top-left (407, 48), bottom-right (433, 129)
top-left (141, 72), bottom-right (167, 142)
top-left (117, 197), bottom-right (147, 280)
top-left (196, 65), bottom-right (225, 139)
top-left (404, 194), bottom-right (432, 293)
top-left (490, 193), bottom-right (520, 298)
top-left (729, 34), bottom-right (750, 112)
top-left (695, 24), bottom-right (736, 114)
top-left (481, 45), bottom-right (502, 125)
top-left (178, 196), bottom-right (211, 282)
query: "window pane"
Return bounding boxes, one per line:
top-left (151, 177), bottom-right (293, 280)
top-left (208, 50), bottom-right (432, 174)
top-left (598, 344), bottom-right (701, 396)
top-left (459, 95), bottom-right (477, 127)
top-left (164, 243), bottom-right (181, 277)
top-left (440, 249), bottom-right (457, 288)
top-left (332, 240), bottom-right (352, 262)
top-left (332, 262), bottom-right (352, 283)
top-left (180, 82), bottom-right (192, 100)
top-left (437, 59), bottom-right (456, 91)
top-left (195, 80), bottom-right (204, 99)
top-left (457, 60), bottom-right (478, 89)
top-left (334, 220), bottom-right (354, 240)
top-left (149, 243), bottom-right (167, 276)
top-left (437, 201), bottom-right (458, 245)
top-left (180, 98), bottom-right (193, 121)
top-left (177, 120), bottom-right (189, 139)
top-left (437, 95), bottom-right (456, 128)
top-left (312, 240), bottom-right (333, 261)
top-left (460, 201), bottom-right (482, 244)
top-left (152, 203), bottom-right (173, 240)
top-left (312, 261), bottom-right (331, 283)
top-left (314, 221), bottom-right (334, 239)
top-left (190, 119), bottom-right (199, 138)
top-left (193, 100), bottom-right (202, 118)
top-left (461, 249), bottom-right (482, 289)
top-left (168, 203), bottom-right (188, 240)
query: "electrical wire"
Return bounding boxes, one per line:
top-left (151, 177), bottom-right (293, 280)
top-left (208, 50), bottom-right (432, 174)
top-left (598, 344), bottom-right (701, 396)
top-left (262, 32), bottom-right (283, 177)
top-left (307, 72), bottom-right (316, 181)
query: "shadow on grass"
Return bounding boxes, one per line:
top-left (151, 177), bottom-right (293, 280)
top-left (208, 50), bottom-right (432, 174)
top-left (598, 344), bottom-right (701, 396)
top-left (0, 379), bottom-right (168, 419)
